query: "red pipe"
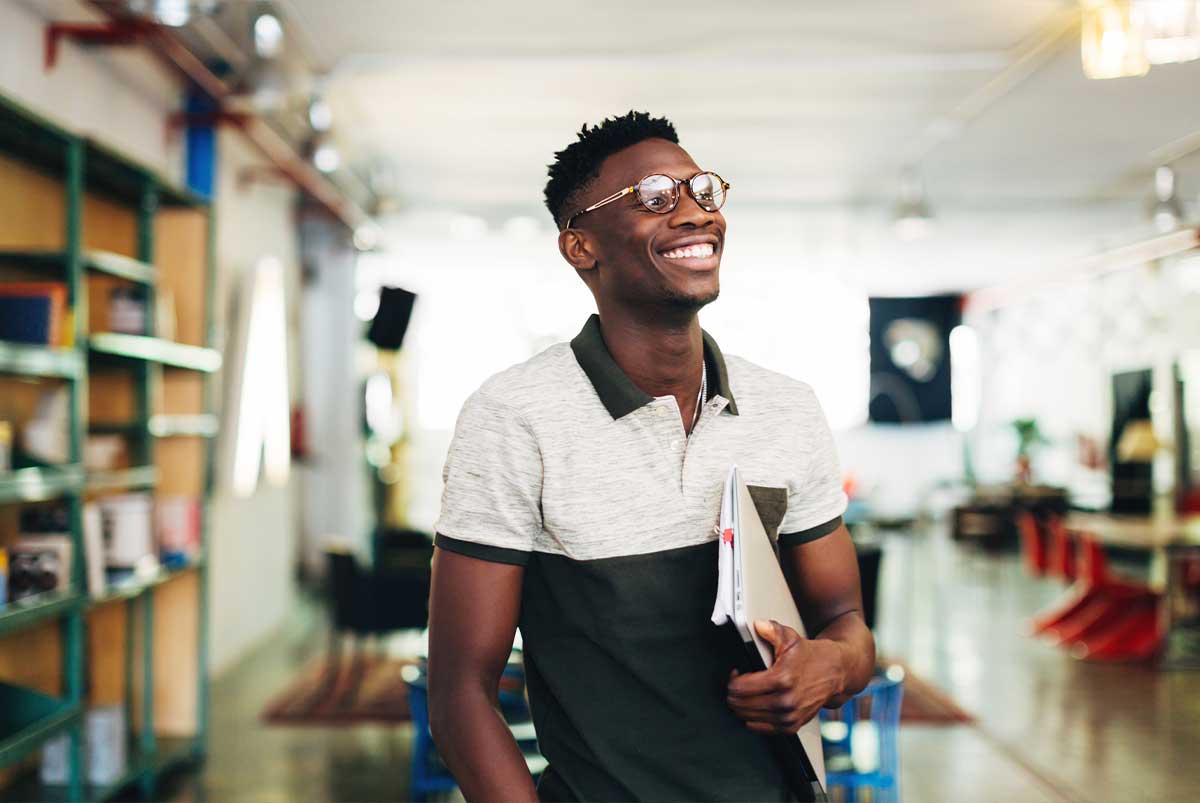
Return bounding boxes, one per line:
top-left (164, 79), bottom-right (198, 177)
top-left (71, 3), bottom-right (370, 231)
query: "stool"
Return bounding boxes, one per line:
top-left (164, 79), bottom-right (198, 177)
top-left (406, 661), bottom-right (545, 802)
top-left (820, 669), bottom-right (904, 803)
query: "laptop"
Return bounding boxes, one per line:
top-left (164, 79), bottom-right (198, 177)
top-left (712, 465), bottom-right (828, 801)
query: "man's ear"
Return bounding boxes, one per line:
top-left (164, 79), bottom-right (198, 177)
top-left (558, 228), bottom-right (598, 273)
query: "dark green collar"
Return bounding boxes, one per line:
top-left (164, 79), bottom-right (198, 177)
top-left (570, 314), bottom-right (740, 420)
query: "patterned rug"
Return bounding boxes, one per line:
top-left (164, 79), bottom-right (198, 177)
top-left (889, 661), bottom-right (976, 725)
top-left (262, 652), bottom-right (972, 727)
top-left (261, 652), bottom-right (417, 725)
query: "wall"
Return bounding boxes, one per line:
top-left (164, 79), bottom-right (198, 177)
top-left (0, 0), bottom-right (303, 675)
top-left (208, 130), bottom-right (303, 674)
top-left (966, 252), bottom-right (1200, 502)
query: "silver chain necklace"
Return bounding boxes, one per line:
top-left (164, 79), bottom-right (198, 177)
top-left (690, 361), bottom-right (707, 433)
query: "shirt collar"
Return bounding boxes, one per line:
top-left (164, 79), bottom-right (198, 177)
top-left (570, 314), bottom-right (740, 420)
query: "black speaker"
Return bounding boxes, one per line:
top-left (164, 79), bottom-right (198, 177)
top-left (868, 295), bottom-right (960, 424)
top-left (367, 287), bottom-right (417, 351)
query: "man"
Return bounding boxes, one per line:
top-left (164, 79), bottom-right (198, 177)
top-left (428, 110), bottom-right (874, 802)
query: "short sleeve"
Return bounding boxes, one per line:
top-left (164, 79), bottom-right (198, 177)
top-left (432, 389), bottom-right (542, 566)
top-left (778, 385), bottom-right (848, 547)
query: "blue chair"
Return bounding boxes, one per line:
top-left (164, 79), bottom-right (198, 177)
top-left (406, 660), bottom-right (545, 802)
top-left (819, 669), bottom-right (904, 803)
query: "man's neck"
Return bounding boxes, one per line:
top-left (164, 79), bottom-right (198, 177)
top-left (595, 306), bottom-right (705, 401)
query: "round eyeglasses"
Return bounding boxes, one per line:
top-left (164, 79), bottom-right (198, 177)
top-left (564, 171), bottom-right (730, 230)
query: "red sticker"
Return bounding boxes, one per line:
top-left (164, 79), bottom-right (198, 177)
top-left (722, 528), bottom-right (734, 545)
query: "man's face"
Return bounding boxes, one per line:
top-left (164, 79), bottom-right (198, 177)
top-left (566, 138), bottom-right (726, 312)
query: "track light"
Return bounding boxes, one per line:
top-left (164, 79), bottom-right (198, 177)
top-left (125, 0), bottom-right (219, 27)
top-left (307, 96), bottom-right (333, 132)
top-left (312, 136), bottom-right (340, 173)
top-left (1138, 0), bottom-right (1200, 65)
top-left (1149, 165), bottom-right (1186, 233)
top-left (252, 9), bottom-right (285, 59)
top-left (893, 170), bottom-right (934, 241)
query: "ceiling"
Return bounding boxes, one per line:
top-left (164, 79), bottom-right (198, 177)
top-left (23, 0), bottom-right (1200, 292)
top-left (271, 0), bottom-right (1200, 291)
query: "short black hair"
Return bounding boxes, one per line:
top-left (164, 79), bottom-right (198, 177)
top-left (543, 110), bottom-right (679, 229)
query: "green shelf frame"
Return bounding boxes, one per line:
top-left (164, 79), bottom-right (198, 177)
top-left (0, 592), bottom-right (83, 638)
top-left (0, 684), bottom-right (82, 769)
top-left (0, 249), bottom-right (156, 285)
top-left (0, 734), bottom-right (198, 803)
top-left (83, 466), bottom-right (157, 493)
top-left (0, 466), bottom-right (84, 504)
top-left (0, 250), bottom-right (66, 269)
top-left (90, 414), bottom-right (219, 439)
top-left (83, 250), bottom-right (156, 285)
top-left (88, 334), bottom-right (221, 373)
top-left (88, 557), bottom-right (204, 609)
top-left (1, 84), bottom-right (215, 803)
top-left (0, 341), bottom-right (82, 379)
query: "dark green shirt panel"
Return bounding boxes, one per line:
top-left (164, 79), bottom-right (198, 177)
top-left (519, 542), bottom-right (795, 802)
top-left (778, 515), bottom-right (843, 548)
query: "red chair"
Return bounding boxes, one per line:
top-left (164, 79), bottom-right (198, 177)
top-left (1017, 510), bottom-right (1048, 576)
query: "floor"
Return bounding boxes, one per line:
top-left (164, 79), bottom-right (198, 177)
top-left (164, 521), bottom-right (1200, 803)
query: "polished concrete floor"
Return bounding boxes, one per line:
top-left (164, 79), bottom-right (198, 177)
top-left (164, 522), bottom-right (1200, 803)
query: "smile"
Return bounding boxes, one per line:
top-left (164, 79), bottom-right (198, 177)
top-left (659, 243), bottom-right (715, 260)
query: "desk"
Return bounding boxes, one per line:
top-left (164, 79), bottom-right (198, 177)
top-left (1065, 512), bottom-right (1200, 668)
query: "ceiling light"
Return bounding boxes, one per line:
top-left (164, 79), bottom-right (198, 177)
top-left (892, 170), bottom-right (934, 241)
top-left (125, 0), bottom-right (219, 27)
top-left (1149, 165), bottom-right (1186, 232)
top-left (1134, 0), bottom-right (1200, 64)
top-left (312, 137), bottom-right (340, 173)
top-left (1081, 1), bottom-right (1151, 79)
top-left (307, 96), bottom-right (333, 132)
top-left (253, 10), bottom-right (285, 59)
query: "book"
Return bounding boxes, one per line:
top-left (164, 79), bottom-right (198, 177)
top-left (0, 282), bottom-right (68, 345)
top-left (712, 465), bottom-right (828, 800)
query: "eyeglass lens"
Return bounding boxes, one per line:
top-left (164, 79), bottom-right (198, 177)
top-left (635, 173), bottom-right (725, 214)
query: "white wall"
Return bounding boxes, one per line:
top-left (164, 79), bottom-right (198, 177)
top-left (966, 253), bottom-right (1200, 501)
top-left (208, 131), bottom-right (303, 674)
top-left (0, 0), bottom-right (303, 675)
top-left (0, 1), bottom-right (180, 177)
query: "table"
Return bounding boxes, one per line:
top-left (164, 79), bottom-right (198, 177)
top-left (1064, 512), bottom-right (1200, 668)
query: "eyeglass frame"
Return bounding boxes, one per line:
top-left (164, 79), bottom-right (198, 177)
top-left (563, 171), bottom-right (731, 230)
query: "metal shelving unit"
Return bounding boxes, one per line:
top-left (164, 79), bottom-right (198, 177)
top-left (0, 90), bottom-right (216, 802)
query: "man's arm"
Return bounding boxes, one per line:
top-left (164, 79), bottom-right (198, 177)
top-left (726, 523), bottom-right (875, 734)
top-left (427, 548), bottom-right (538, 802)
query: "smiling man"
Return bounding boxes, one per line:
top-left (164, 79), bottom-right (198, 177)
top-left (427, 111), bottom-right (875, 802)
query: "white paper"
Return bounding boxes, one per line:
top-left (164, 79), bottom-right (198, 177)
top-left (710, 465), bottom-right (738, 625)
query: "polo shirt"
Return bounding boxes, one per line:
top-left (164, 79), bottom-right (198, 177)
top-left (434, 314), bottom-right (847, 802)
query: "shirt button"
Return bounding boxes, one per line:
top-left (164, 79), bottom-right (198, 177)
top-left (670, 440), bottom-right (680, 449)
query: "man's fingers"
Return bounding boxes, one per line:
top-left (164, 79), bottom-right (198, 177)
top-left (728, 666), bottom-right (792, 697)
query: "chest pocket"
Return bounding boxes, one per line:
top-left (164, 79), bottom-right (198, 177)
top-left (745, 484), bottom-right (788, 546)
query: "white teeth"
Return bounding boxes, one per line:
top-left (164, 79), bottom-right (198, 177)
top-left (661, 243), bottom-right (715, 259)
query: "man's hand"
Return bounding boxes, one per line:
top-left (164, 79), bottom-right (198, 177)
top-left (726, 619), bottom-right (847, 736)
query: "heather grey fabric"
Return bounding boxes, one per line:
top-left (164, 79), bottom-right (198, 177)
top-left (432, 314), bottom-right (846, 802)
top-left (433, 315), bottom-right (847, 561)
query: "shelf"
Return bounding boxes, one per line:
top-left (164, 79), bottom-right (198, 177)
top-left (0, 683), bottom-right (81, 769)
top-left (84, 465), bottom-right (156, 493)
top-left (0, 591), bottom-right (82, 638)
top-left (149, 414), bottom-right (219, 438)
top-left (0, 735), bottom-right (197, 802)
top-left (0, 341), bottom-right (81, 379)
top-left (0, 465), bottom-right (85, 504)
top-left (83, 251), bottom-right (156, 285)
top-left (88, 556), bottom-right (204, 608)
top-left (0, 94), bottom-right (72, 179)
top-left (0, 250), bottom-right (66, 270)
top-left (88, 334), bottom-right (221, 373)
top-left (84, 139), bottom-right (206, 210)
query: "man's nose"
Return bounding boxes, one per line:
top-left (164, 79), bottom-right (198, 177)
top-left (667, 188), bottom-right (717, 228)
